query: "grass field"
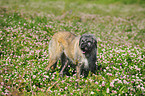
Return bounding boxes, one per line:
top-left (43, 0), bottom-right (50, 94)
top-left (0, 0), bottom-right (145, 95)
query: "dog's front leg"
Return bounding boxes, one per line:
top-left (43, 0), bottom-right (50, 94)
top-left (76, 62), bottom-right (83, 87)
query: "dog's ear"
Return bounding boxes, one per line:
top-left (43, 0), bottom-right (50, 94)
top-left (79, 36), bottom-right (83, 46)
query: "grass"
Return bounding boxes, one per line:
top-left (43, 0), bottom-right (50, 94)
top-left (0, 0), bottom-right (145, 95)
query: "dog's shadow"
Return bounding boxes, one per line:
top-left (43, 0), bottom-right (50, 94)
top-left (62, 63), bottom-right (76, 76)
top-left (49, 61), bottom-right (103, 77)
top-left (46, 59), bottom-right (103, 78)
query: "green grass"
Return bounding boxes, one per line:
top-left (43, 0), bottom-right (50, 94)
top-left (0, 0), bottom-right (145, 95)
top-left (1, 0), bottom-right (145, 17)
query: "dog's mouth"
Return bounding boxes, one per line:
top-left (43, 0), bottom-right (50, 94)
top-left (81, 47), bottom-right (90, 53)
top-left (80, 42), bottom-right (92, 54)
top-left (79, 34), bottom-right (97, 54)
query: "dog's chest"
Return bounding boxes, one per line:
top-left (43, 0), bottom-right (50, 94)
top-left (74, 50), bottom-right (89, 68)
top-left (81, 57), bottom-right (89, 68)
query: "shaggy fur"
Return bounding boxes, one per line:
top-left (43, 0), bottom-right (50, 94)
top-left (45, 32), bottom-right (97, 78)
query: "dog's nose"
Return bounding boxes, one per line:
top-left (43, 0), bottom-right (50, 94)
top-left (85, 47), bottom-right (88, 50)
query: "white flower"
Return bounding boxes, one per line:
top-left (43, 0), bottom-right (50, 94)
top-left (95, 81), bottom-right (98, 84)
top-left (33, 85), bottom-right (36, 89)
top-left (106, 67), bottom-right (109, 69)
top-left (141, 87), bottom-right (145, 91)
top-left (123, 80), bottom-right (127, 84)
top-left (110, 82), bottom-right (114, 87)
top-left (33, 75), bottom-right (36, 79)
top-left (103, 69), bottom-right (106, 72)
top-left (90, 91), bottom-right (94, 94)
top-left (1, 82), bottom-right (4, 86)
top-left (106, 88), bottom-right (109, 93)
top-left (44, 75), bottom-right (49, 78)
top-left (118, 80), bottom-right (122, 84)
top-left (65, 87), bottom-right (68, 90)
top-left (102, 81), bottom-right (105, 86)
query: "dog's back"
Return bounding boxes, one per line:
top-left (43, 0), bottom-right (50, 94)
top-left (51, 32), bottom-right (76, 47)
top-left (49, 32), bottom-right (77, 61)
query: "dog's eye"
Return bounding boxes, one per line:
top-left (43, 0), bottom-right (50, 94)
top-left (82, 40), bottom-right (84, 42)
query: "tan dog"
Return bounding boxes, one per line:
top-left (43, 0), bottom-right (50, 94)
top-left (45, 32), bottom-right (97, 79)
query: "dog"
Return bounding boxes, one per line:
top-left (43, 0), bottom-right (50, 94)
top-left (45, 31), bottom-right (97, 79)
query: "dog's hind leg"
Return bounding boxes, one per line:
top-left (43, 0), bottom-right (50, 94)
top-left (59, 53), bottom-right (68, 77)
top-left (45, 39), bottom-right (63, 72)
top-left (45, 58), bottom-right (57, 71)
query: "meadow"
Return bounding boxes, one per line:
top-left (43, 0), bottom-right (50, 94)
top-left (0, 0), bottom-right (145, 95)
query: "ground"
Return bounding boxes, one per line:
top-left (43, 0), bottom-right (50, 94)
top-left (0, 0), bottom-right (145, 95)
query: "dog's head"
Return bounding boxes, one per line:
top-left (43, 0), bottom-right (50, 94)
top-left (79, 34), bottom-right (97, 54)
